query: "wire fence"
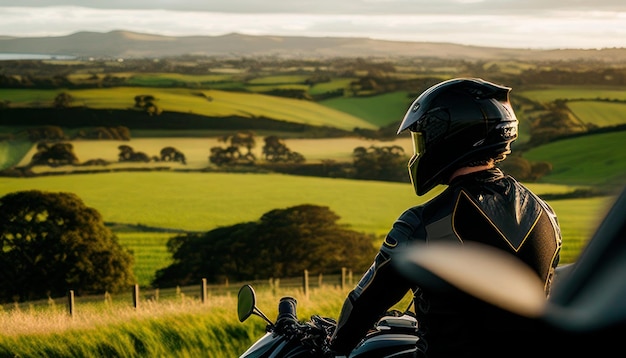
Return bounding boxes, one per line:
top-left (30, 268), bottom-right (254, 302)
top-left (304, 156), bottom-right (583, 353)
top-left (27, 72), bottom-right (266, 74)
top-left (1, 269), bottom-right (354, 315)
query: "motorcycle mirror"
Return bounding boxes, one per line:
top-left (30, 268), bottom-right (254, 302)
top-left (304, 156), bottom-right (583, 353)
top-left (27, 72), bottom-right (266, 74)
top-left (394, 241), bottom-right (547, 319)
top-left (237, 284), bottom-right (274, 325)
top-left (238, 285), bottom-right (257, 322)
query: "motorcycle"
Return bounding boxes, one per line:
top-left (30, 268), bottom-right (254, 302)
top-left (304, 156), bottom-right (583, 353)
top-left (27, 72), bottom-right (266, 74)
top-left (237, 186), bottom-right (626, 356)
top-left (237, 284), bottom-right (423, 357)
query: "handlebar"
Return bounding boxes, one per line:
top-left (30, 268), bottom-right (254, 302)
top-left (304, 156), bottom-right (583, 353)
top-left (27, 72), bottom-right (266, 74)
top-left (277, 296), bottom-right (298, 326)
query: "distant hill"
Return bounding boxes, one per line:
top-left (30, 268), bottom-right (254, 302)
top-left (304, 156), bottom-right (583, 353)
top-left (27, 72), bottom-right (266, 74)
top-left (1, 30), bottom-right (625, 62)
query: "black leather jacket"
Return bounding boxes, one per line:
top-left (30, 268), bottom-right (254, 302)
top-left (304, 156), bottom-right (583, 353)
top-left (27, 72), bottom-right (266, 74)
top-left (330, 168), bottom-right (562, 356)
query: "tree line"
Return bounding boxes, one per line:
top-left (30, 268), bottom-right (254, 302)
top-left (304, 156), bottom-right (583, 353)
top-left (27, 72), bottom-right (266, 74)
top-left (2, 57), bottom-right (625, 90)
top-left (3, 125), bottom-right (551, 184)
top-left (0, 190), bottom-right (376, 304)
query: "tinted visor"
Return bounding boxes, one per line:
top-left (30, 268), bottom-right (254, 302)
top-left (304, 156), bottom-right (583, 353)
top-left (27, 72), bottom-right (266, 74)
top-left (407, 131), bottom-right (425, 195)
top-left (410, 131), bottom-right (425, 158)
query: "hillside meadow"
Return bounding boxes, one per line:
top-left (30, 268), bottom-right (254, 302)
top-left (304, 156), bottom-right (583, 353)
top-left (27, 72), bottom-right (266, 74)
top-left (12, 137), bottom-right (415, 171)
top-left (1, 81), bottom-right (625, 287)
top-left (0, 87), bottom-right (377, 132)
top-left (517, 86), bottom-right (626, 128)
top-left (1, 65), bottom-right (626, 355)
top-left (524, 130), bottom-right (626, 187)
top-left (0, 171), bottom-right (616, 288)
top-left (517, 86), bottom-right (626, 103)
top-left (0, 285), bottom-right (368, 357)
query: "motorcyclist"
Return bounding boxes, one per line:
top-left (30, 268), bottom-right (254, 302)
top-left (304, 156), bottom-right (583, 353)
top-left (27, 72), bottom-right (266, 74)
top-left (329, 78), bottom-right (562, 357)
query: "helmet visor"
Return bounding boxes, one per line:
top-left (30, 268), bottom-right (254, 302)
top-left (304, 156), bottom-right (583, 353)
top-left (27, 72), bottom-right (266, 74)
top-left (407, 131), bottom-right (425, 195)
top-left (410, 131), bottom-right (425, 158)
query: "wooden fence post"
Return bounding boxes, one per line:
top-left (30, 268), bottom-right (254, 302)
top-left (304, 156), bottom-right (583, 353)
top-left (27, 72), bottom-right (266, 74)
top-left (341, 267), bottom-right (347, 290)
top-left (104, 291), bottom-right (112, 305)
top-left (67, 290), bottom-right (75, 317)
top-left (133, 284), bottom-right (140, 310)
top-left (318, 273), bottom-right (323, 287)
top-left (303, 270), bottom-right (309, 298)
top-left (201, 278), bottom-right (207, 304)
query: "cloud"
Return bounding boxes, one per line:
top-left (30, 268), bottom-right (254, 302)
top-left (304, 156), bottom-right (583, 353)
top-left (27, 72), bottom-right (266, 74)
top-left (4, 0), bottom-right (626, 14)
top-left (0, 3), bottom-right (625, 49)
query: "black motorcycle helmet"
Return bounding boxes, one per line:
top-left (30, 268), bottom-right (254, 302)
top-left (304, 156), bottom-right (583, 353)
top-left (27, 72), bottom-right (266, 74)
top-left (397, 78), bottom-right (518, 196)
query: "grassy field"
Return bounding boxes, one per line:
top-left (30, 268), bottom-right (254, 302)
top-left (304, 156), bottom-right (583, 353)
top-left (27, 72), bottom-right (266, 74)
top-left (524, 130), bottom-right (626, 187)
top-left (0, 87), bottom-right (377, 132)
top-left (119, 232), bottom-right (173, 287)
top-left (12, 137), bottom-right (415, 171)
top-left (1, 76), bottom-right (625, 355)
top-left (517, 86), bottom-right (626, 103)
top-left (320, 91), bottom-right (413, 127)
top-left (0, 285), bottom-right (353, 357)
top-left (0, 171), bottom-right (614, 288)
top-left (567, 101), bottom-right (626, 126)
top-left (2, 83), bottom-right (625, 288)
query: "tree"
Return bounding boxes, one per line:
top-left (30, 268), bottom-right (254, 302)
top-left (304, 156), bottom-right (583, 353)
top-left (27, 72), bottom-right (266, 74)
top-left (53, 92), bottom-right (74, 109)
top-left (117, 145), bottom-right (151, 162)
top-left (498, 155), bottom-right (553, 182)
top-left (133, 94), bottom-right (162, 116)
top-left (0, 190), bottom-right (135, 303)
top-left (25, 126), bottom-right (66, 141)
top-left (352, 145), bottom-right (408, 182)
top-left (231, 131), bottom-right (257, 157)
top-left (498, 155), bottom-right (532, 180)
top-left (160, 146), bottom-right (186, 164)
top-left (209, 131), bottom-right (257, 166)
top-left (262, 135), bottom-right (305, 163)
top-left (152, 204), bottom-right (377, 287)
top-left (29, 142), bottom-right (79, 167)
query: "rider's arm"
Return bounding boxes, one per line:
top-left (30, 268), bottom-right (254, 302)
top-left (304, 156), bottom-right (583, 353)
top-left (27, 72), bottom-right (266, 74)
top-left (329, 252), bottom-right (410, 354)
top-left (330, 208), bottom-right (423, 354)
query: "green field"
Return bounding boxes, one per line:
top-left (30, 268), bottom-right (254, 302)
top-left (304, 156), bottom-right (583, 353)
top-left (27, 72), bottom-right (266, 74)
top-left (524, 130), bottom-right (626, 187)
top-left (119, 232), bottom-right (173, 286)
top-left (0, 87), bottom-right (376, 132)
top-left (0, 285), bottom-right (349, 357)
top-left (2, 63), bottom-right (626, 355)
top-left (2, 82), bottom-right (626, 287)
top-left (567, 101), bottom-right (626, 126)
top-left (0, 172), bottom-right (614, 287)
top-left (518, 86), bottom-right (626, 103)
top-left (9, 137), bottom-right (415, 171)
top-left (0, 139), bottom-right (33, 168)
top-left (321, 91), bottom-right (413, 127)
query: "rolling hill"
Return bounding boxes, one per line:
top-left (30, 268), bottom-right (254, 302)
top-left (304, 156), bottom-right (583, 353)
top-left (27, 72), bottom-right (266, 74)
top-left (2, 30), bottom-right (626, 62)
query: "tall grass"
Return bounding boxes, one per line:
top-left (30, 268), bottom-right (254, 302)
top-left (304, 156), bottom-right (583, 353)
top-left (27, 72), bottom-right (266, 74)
top-left (0, 286), bottom-right (353, 357)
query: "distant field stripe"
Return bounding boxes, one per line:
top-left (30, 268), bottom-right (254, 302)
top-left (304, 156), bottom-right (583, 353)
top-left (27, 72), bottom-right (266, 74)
top-left (117, 232), bottom-right (174, 287)
top-left (0, 87), bottom-right (375, 131)
top-left (0, 172), bottom-right (574, 235)
top-left (525, 130), bottom-right (626, 186)
top-left (568, 101), bottom-right (626, 127)
top-left (518, 86), bottom-right (626, 103)
top-left (320, 91), bottom-right (413, 127)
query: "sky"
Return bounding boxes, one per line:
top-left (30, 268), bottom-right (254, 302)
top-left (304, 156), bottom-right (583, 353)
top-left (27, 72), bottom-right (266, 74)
top-left (0, 1), bottom-right (625, 50)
